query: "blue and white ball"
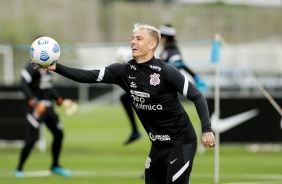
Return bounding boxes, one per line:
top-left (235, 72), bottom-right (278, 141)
top-left (30, 36), bottom-right (60, 67)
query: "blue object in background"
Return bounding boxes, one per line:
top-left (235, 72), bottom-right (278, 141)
top-left (210, 39), bottom-right (221, 64)
top-left (194, 75), bottom-right (209, 92)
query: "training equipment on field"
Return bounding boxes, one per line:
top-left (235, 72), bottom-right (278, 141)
top-left (30, 36), bottom-right (61, 67)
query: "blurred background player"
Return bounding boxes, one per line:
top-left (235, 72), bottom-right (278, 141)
top-left (15, 58), bottom-right (73, 178)
top-left (159, 23), bottom-right (208, 92)
top-left (116, 47), bottom-right (141, 145)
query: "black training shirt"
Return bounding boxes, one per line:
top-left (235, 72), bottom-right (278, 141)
top-left (55, 56), bottom-right (211, 147)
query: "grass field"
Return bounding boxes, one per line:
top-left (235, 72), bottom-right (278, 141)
top-left (0, 102), bottom-right (282, 184)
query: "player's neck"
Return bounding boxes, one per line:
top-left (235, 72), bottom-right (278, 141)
top-left (134, 54), bottom-right (154, 64)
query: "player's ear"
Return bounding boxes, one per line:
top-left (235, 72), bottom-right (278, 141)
top-left (149, 40), bottom-right (157, 50)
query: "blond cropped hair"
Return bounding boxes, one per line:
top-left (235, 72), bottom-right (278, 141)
top-left (133, 23), bottom-right (161, 50)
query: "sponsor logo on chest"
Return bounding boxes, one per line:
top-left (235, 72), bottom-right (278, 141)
top-left (130, 65), bottom-right (136, 70)
top-left (150, 65), bottom-right (161, 71)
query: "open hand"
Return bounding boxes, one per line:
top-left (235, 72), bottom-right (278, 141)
top-left (31, 60), bottom-right (57, 73)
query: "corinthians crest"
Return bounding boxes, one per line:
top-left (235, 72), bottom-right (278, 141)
top-left (150, 73), bottom-right (160, 86)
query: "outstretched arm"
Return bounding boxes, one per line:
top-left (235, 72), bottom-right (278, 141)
top-left (33, 62), bottom-right (125, 85)
top-left (34, 62), bottom-right (101, 83)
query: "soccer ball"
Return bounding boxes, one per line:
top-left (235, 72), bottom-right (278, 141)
top-left (30, 36), bottom-right (61, 67)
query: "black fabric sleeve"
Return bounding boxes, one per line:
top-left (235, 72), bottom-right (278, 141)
top-left (187, 84), bottom-right (212, 133)
top-left (55, 63), bottom-right (102, 83)
top-left (55, 63), bottom-right (125, 85)
top-left (165, 65), bottom-right (212, 133)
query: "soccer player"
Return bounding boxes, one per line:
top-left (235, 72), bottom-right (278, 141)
top-left (159, 24), bottom-right (208, 92)
top-left (36, 23), bottom-right (215, 184)
top-left (15, 61), bottom-right (72, 178)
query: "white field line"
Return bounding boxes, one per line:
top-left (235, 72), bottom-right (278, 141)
top-left (2, 171), bottom-right (282, 181)
top-left (192, 173), bottom-right (282, 180)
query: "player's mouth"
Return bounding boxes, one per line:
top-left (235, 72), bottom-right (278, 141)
top-left (132, 47), bottom-right (138, 53)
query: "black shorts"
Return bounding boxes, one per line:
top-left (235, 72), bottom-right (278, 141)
top-left (144, 141), bottom-right (197, 184)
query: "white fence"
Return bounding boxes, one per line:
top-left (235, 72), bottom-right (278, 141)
top-left (0, 45), bottom-right (14, 85)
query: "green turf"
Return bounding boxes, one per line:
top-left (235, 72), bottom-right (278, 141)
top-left (0, 102), bottom-right (281, 184)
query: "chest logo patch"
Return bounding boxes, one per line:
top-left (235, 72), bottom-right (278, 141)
top-left (150, 73), bottom-right (160, 86)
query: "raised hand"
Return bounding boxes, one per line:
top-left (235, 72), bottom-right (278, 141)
top-left (31, 60), bottom-right (57, 73)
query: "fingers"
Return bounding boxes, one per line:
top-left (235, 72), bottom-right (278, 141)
top-left (31, 60), bottom-right (56, 73)
top-left (33, 65), bottom-right (48, 74)
top-left (31, 61), bottom-right (48, 74)
top-left (42, 68), bottom-right (48, 73)
top-left (208, 143), bottom-right (215, 148)
top-left (202, 132), bottom-right (215, 148)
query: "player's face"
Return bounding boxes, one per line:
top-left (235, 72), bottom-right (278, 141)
top-left (131, 30), bottom-right (154, 63)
